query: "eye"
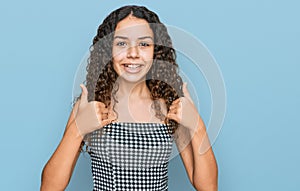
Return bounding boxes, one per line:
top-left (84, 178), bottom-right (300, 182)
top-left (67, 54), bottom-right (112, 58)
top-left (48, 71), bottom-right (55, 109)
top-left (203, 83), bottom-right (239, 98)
top-left (116, 41), bottom-right (127, 47)
top-left (139, 42), bottom-right (151, 47)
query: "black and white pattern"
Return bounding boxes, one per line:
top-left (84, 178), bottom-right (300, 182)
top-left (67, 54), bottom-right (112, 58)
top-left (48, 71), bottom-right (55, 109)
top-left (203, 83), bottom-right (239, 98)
top-left (89, 122), bottom-right (174, 191)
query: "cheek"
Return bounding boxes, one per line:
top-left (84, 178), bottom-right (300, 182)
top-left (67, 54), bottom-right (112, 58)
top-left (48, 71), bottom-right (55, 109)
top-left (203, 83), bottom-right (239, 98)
top-left (112, 59), bottom-right (121, 74)
top-left (112, 63), bottom-right (122, 77)
top-left (112, 48), bottom-right (126, 61)
top-left (141, 48), bottom-right (154, 61)
top-left (112, 50), bottom-right (126, 74)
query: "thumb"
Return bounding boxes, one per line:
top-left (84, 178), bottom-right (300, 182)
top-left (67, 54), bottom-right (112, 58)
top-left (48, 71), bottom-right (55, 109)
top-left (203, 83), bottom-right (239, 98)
top-left (79, 84), bottom-right (88, 104)
top-left (183, 83), bottom-right (193, 103)
top-left (101, 118), bottom-right (113, 127)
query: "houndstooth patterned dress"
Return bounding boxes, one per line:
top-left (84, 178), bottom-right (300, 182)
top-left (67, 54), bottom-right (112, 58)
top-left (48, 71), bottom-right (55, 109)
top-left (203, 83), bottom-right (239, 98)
top-left (88, 122), bottom-right (174, 191)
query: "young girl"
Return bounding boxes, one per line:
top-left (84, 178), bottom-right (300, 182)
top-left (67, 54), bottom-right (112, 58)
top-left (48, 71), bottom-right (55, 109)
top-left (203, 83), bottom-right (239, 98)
top-left (41, 5), bottom-right (218, 191)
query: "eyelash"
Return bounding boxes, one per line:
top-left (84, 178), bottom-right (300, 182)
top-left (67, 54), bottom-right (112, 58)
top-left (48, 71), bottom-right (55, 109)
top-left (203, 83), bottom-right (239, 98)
top-left (115, 41), bottom-right (151, 47)
top-left (116, 41), bottom-right (127, 47)
top-left (139, 42), bottom-right (150, 47)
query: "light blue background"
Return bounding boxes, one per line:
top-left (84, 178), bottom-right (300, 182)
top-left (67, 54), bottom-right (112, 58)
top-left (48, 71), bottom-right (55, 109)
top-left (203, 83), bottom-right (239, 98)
top-left (0, 0), bottom-right (299, 190)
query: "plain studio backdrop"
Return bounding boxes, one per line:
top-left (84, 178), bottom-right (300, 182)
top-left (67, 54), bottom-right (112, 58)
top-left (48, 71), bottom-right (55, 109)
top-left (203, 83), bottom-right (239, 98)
top-left (0, 0), bottom-right (299, 190)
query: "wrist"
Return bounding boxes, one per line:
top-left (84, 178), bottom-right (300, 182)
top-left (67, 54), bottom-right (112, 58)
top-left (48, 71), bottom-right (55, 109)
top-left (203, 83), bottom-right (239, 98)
top-left (65, 120), bottom-right (84, 141)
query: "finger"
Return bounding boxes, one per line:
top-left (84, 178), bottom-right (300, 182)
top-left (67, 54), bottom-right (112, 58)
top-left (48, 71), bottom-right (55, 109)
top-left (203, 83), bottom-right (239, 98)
top-left (91, 101), bottom-right (106, 108)
top-left (169, 108), bottom-right (177, 114)
top-left (95, 108), bottom-right (105, 119)
top-left (102, 118), bottom-right (113, 127)
top-left (101, 113), bottom-right (108, 120)
top-left (167, 113), bottom-right (180, 123)
top-left (94, 103), bottom-right (107, 113)
top-left (183, 83), bottom-right (193, 103)
top-left (95, 101), bottom-right (106, 108)
top-left (95, 107), bottom-right (109, 115)
top-left (79, 84), bottom-right (88, 104)
top-left (101, 108), bottom-right (109, 114)
top-left (169, 104), bottom-right (178, 110)
top-left (172, 99), bottom-right (180, 104)
top-left (108, 111), bottom-right (117, 121)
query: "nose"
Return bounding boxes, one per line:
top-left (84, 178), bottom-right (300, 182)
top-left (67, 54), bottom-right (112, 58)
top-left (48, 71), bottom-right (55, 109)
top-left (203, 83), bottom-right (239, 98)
top-left (127, 45), bottom-right (139, 58)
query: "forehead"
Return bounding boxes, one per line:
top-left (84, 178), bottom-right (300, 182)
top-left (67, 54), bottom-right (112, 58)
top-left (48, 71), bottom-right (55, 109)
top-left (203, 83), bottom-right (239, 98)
top-left (114, 15), bottom-right (153, 38)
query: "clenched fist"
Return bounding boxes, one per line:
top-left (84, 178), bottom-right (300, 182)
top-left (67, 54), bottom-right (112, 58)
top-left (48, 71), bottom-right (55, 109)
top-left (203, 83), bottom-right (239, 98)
top-left (167, 83), bottom-right (200, 132)
top-left (73, 84), bottom-right (115, 137)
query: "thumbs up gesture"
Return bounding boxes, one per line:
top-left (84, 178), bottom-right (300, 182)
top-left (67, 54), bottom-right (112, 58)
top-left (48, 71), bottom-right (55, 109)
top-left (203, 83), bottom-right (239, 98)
top-left (73, 84), bottom-right (114, 137)
top-left (167, 83), bottom-right (200, 132)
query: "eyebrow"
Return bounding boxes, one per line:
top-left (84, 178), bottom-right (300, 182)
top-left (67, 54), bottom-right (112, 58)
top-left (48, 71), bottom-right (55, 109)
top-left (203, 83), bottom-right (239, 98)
top-left (114, 36), bottom-right (154, 40)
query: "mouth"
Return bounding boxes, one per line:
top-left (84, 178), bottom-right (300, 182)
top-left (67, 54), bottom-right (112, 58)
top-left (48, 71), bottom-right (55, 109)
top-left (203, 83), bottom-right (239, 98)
top-left (121, 63), bottom-right (144, 73)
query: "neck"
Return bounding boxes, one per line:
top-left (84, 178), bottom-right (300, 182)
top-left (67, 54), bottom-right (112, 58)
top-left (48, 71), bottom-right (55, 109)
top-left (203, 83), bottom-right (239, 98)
top-left (115, 78), bottom-right (150, 99)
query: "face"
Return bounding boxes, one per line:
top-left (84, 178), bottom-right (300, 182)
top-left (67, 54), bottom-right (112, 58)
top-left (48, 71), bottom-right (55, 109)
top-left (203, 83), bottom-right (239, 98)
top-left (112, 15), bottom-right (154, 83)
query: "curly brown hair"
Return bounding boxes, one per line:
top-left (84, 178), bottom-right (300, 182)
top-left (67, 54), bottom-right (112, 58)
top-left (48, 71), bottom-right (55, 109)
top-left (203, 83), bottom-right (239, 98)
top-left (75, 5), bottom-right (183, 140)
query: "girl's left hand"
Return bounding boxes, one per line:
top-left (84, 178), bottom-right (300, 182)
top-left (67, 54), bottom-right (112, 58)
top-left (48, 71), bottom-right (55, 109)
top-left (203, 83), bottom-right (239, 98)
top-left (167, 83), bottom-right (200, 132)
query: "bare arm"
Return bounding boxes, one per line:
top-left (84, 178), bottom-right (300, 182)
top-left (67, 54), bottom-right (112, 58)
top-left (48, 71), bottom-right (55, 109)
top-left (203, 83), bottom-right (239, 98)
top-left (168, 83), bottom-right (218, 191)
top-left (40, 103), bottom-right (83, 191)
top-left (176, 118), bottom-right (218, 191)
top-left (40, 84), bottom-right (113, 191)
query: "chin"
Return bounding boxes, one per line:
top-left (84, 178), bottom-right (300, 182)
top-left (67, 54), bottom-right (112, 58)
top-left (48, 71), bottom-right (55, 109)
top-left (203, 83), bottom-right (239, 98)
top-left (118, 75), bottom-right (146, 83)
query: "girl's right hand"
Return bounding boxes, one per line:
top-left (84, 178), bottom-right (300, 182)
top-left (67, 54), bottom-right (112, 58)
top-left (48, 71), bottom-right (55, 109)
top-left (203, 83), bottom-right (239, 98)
top-left (73, 84), bottom-right (114, 137)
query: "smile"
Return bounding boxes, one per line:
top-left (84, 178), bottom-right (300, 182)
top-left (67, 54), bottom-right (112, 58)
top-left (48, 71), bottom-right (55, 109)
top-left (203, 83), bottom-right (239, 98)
top-left (121, 63), bottom-right (144, 74)
top-left (124, 64), bottom-right (142, 68)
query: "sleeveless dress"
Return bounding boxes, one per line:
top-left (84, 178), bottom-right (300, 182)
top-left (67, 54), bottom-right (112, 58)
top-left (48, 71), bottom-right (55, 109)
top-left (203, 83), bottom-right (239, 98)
top-left (88, 122), bottom-right (174, 191)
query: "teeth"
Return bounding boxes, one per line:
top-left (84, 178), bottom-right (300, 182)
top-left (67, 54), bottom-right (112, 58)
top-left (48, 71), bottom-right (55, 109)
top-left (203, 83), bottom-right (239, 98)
top-left (126, 64), bottom-right (139, 68)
